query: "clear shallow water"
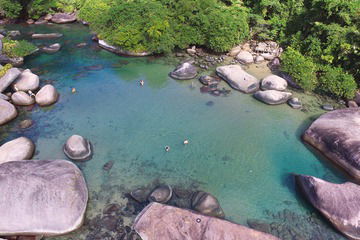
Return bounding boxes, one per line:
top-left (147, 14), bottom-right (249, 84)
top-left (1, 23), bottom-right (348, 239)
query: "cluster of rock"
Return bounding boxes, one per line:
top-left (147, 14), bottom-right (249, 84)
top-left (182, 46), bottom-right (227, 70)
top-left (27, 13), bottom-right (77, 25)
top-left (0, 67), bottom-right (59, 126)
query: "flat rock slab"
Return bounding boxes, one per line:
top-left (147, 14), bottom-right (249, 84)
top-left (0, 160), bottom-right (88, 236)
top-left (303, 108), bottom-right (360, 180)
top-left (296, 175), bottom-right (360, 240)
top-left (134, 203), bottom-right (279, 240)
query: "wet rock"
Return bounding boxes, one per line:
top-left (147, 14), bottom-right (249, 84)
top-left (191, 191), bottom-right (224, 218)
top-left (133, 203), bottom-right (279, 240)
top-left (303, 108), bottom-right (360, 180)
top-left (0, 160), bottom-right (88, 236)
top-left (51, 13), bottom-right (77, 24)
top-left (19, 119), bottom-right (33, 129)
top-left (199, 75), bottom-right (221, 86)
top-left (148, 185), bottom-right (172, 203)
top-left (131, 188), bottom-right (150, 203)
top-left (216, 65), bottom-right (259, 93)
top-left (35, 84), bottom-right (59, 107)
top-left (0, 137), bottom-right (35, 164)
top-left (98, 39), bottom-right (151, 56)
top-left (288, 97), bottom-right (302, 109)
top-left (236, 51), bottom-right (254, 64)
top-left (296, 174), bottom-right (360, 240)
top-left (12, 69), bottom-right (39, 92)
top-left (348, 100), bottom-right (358, 108)
top-left (103, 160), bottom-right (114, 171)
top-left (169, 62), bottom-right (198, 80)
top-left (63, 135), bottom-right (92, 161)
top-left (76, 42), bottom-right (87, 48)
top-left (254, 90), bottom-right (292, 105)
top-left (31, 33), bottom-right (63, 39)
top-left (11, 91), bottom-right (34, 106)
top-left (261, 75), bottom-right (288, 91)
top-left (0, 99), bottom-right (17, 125)
top-left (322, 104), bottom-right (334, 111)
top-left (42, 43), bottom-right (61, 54)
top-left (0, 68), bottom-right (21, 92)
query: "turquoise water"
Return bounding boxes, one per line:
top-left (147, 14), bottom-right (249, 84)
top-left (1, 24), bottom-right (348, 239)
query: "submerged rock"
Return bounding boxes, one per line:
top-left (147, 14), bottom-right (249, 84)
top-left (64, 135), bottom-right (92, 161)
top-left (0, 137), bottom-right (34, 164)
top-left (35, 84), bottom-right (59, 107)
top-left (254, 90), bottom-right (292, 105)
top-left (322, 104), bottom-right (334, 111)
top-left (261, 75), bottom-right (287, 91)
top-left (0, 160), bottom-right (88, 236)
top-left (133, 203), bottom-right (279, 240)
top-left (148, 185), bottom-right (173, 203)
top-left (288, 97), bottom-right (302, 109)
top-left (0, 68), bottom-right (21, 92)
top-left (31, 33), bottom-right (63, 39)
top-left (199, 75), bottom-right (221, 86)
top-left (103, 160), bottom-right (114, 171)
top-left (131, 188), bottom-right (150, 203)
top-left (191, 191), bottom-right (224, 218)
top-left (11, 91), bottom-right (35, 106)
top-left (0, 99), bottom-right (17, 125)
top-left (216, 65), bottom-right (259, 93)
top-left (236, 51), bottom-right (254, 64)
top-left (303, 108), bottom-right (360, 180)
top-left (42, 43), bottom-right (61, 53)
top-left (19, 119), bottom-right (33, 129)
top-left (51, 13), bottom-right (77, 24)
top-left (12, 69), bottom-right (39, 92)
top-left (296, 174), bottom-right (360, 240)
top-left (170, 62), bottom-right (198, 80)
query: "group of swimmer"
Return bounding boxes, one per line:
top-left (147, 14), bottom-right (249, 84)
top-left (165, 139), bottom-right (189, 152)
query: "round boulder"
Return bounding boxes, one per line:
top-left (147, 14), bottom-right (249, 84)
top-left (11, 91), bottom-right (35, 106)
top-left (169, 62), bottom-right (198, 80)
top-left (0, 99), bottom-right (17, 125)
top-left (191, 191), bottom-right (225, 218)
top-left (13, 69), bottom-right (39, 92)
top-left (261, 75), bottom-right (288, 91)
top-left (236, 51), bottom-right (254, 64)
top-left (64, 135), bottom-right (92, 161)
top-left (35, 84), bottom-right (59, 107)
top-left (148, 185), bottom-right (173, 203)
top-left (254, 90), bottom-right (292, 105)
top-left (0, 137), bottom-right (35, 164)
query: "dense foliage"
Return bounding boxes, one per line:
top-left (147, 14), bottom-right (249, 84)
top-left (2, 37), bottom-right (37, 58)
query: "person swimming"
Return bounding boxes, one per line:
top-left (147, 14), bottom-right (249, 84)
top-left (165, 146), bottom-right (170, 152)
top-left (140, 80), bottom-right (144, 86)
top-left (183, 139), bottom-right (189, 145)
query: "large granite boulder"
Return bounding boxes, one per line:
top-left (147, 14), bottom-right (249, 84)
top-left (63, 135), bottom-right (92, 161)
top-left (42, 43), bottom-right (61, 54)
top-left (169, 62), bottom-right (198, 80)
top-left (98, 40), bottom-right (151, 56)
top-left (0, 160), bottom-right (88, 236)
top-left (303, 108), bottom-right (360, 180)
top-left (296, 175), bottom-right (360, 240)
top-left (0, 99), bottom-right (17, 125)
top-left (236, 51), bottom-right (254, 64)
top-left (0, 137), bottom-right (35, 164)
top-left (191, 191), bottom-right (224, 218)
top-left (51, 13), bottom-right (77, 24)
top-left (133, 203), bottom-right (279, 240)
top-left (216, 65), bottom-right (259, 93)
top-left (254, 90), bottom-right (292, 105)
top-left (31, 33), bottom-right (63, 39)
top-left (12, 69), bottom-right (39, 92)
top-left (0, 68), bottom-right (21, 93)
top-left (261, 75), bottom-right (288, 91)
top-left (35, 84), bottom-right (59, 107)
top-left (11, 91), bottom-right (35, 106)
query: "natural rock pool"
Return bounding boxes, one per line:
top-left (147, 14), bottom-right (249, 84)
top-left (1, 23), bottom-right (349, 239)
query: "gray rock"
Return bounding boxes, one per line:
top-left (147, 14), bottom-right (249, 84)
top-left (0, 99), bottom-right (17, 125)
top-left (148, 185), bottom-right (172, 203)
top-left (98, 40), bottom-right (151, 56)
top-left (296, 174), bottom-right (360, 240)
top-left (19, 119), bottom-right (33, 129)
top-left (11, 91), bottom-right (35, 106)
top-left (134, 203), bottom-right (279, 240)
top-left (26, 19), bottom-right (35, 24)
top-left (12, 69), bottom-right (39, 92)
top-left (7, 30), bottom-right (20, 38)
top-left (216, 65), bottom-right (259, 93)
top-left (0, 160), bottom-right (88, 236)
top-left (191, 191), bottom-right (224, 218)
top-left (261, 75), bottom-right (288, 91)
top-left (288, 97), bottom-right (302, 109)
top-left (199, 75), bottom-right (221, 86)
top-left (322, 104), bottom-right (334, 111)
top-left (34, 18), bottom-right (48, 25)
top-left (35, 84), bottom-right (59, 107)
top-left (51, 13), bottom-right (77, 24)
top-left (131, 188), bottom-right (151, 203)
top-left (348, 100), bottom-right (358, 108)
top-left (42, 43), bottom-right (61, 53)
top-left (261, 53), bottom-right (275, 60)
top-left (63, 135), bottom-right (92, 161)
top-left (255, 55), bottom-right (265, 63)
top-left (32, 33), bottom-right (63, 39)
top-left (0, 137), bottom-right (35, 164)
top-left (236, 51), bottom-right (254, 64)
top-left (254, 90), bottom-right (292, 105)
top-left (0, 68), bottom-right (21, 92)
top-left (0, 93), bottom-right (9, 100)
top-left (170, 62), bottom-right (198, 80)
top-left (303, 108), bottom-right (360, 180)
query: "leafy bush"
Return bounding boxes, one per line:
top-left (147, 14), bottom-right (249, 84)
top-left (281, 47), bottom-right (318, 91)
top-left (0, 64), bottom-right (12, 78)
top-left (0, 0), bottom-right (22, 18)
top-left (2, 38), bottom-right (37, 58)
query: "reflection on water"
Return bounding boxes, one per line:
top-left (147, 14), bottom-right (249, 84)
top-left (0, 23), bottom-right (347, 239)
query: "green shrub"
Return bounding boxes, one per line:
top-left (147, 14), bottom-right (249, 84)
top-left (281, 47), bottom-right (318, 91)
top-left (2, 38), bottom-right (37, 58)
top-left (0, 64), bottom-right (12, 78)
top-left (0, 0), bottom-right (22, 18)
top-left (317, 65), bottom-right (357, 99)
